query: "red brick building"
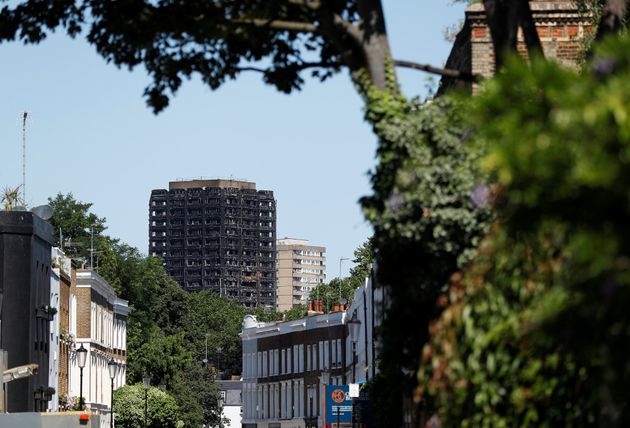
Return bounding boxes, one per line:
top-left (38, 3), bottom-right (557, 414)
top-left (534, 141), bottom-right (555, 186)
top-left (440, 1), bottom-right (594, 93)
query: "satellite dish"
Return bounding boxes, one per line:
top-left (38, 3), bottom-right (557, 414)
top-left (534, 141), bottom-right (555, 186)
top-left (31, 205), bottom-right (54, 220)
top-left (339, 298), bottom-right (348, 305)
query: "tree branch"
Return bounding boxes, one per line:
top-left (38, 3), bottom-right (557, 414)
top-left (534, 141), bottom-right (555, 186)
top-left (233, 61), bottom-right (340, 75)
top-left (229, 18), bottom-right (318, 33)
top-left (286, 0), bottom-right (321, 10)
top-left (234, 66), bottom-right (266, 73)
top-left (332, 14), bottom-right (363, 46)
top-left (595, 0), bottom-right (627, 41)
top-left (517, 0), bottom-right (544, 59)
top-left (284, 0), bottom-right (363, 51)
top-left (483, 0), bottom-right (519, 70)
top-left (393, 60), bottom-right (481, 83)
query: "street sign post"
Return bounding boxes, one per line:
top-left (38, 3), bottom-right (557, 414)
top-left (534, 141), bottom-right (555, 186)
top-left (323, 385), bottom-right (353, 427)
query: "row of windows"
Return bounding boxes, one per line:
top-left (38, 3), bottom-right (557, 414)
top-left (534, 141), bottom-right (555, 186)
top-left (152, 199), bottom-right (274, 211)
top-left (155, 197), bottom-right (272, 207)
top-left (293, 259), bottom-right (325, 266)
top-left (243, 339), bottom-right (343, 379)
top-left (152, 236), bottom-right (274, 247)
top-left (292, 268), bottom-right (324, 275)
top-left (293, 276), bottom-right (324, 284)
top-left (292, 250), bottom-right (324, 257)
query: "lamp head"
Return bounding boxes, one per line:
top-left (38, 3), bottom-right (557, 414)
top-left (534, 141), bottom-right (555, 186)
top-left (347, 311), bottom-right (361, 343)
top-left (76, 344), bottom-right (87, 369)
top-left (142, 373), bottom-right (151, 389)
top-left (108, 358), bottom-right (118, 379)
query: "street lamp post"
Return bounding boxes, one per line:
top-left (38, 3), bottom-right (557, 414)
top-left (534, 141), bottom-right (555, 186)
top-left (347, 312), bottom-right (361, 384)
top-left (76, 344), bottom-right (87, 410)
top-left (347, 312), bottom-right (361, 428)
top-left (308, 387), bottom-right (313, 419)
top-left (339, 257), bottom-right (349, 303)
top-left (142, 373), bottom-right (151, 428)
top-left (202, 333), bottom-right (209, 369)
top-left (108, 358), bottom-right (118, 428)
top-left (216, 347), bottom-right (223, 379)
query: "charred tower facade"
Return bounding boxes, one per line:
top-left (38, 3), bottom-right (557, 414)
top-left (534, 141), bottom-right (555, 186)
top-left (149, 179), bottom-right (276, 307)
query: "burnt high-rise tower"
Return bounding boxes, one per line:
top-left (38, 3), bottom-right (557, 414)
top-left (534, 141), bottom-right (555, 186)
top-left (149, 179), bottom-right (276, 307)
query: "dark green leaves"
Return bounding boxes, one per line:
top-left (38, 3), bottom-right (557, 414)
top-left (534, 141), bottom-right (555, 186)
top-left (0, 0), bottom-right (354, 112)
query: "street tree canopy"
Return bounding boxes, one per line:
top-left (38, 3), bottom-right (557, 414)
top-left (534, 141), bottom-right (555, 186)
top-left (8, 1), bottom-right (630, 425)
top-left (0, 0), bottom-right (488, 112)
top-left (113, 384), bottom-right (181, 428)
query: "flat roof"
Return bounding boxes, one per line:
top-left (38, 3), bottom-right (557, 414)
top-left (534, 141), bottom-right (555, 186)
top-left (169, 179), bottom-right (256, 191)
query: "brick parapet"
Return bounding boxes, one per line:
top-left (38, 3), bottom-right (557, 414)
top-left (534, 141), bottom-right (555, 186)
top-left (465, 1), bottom-right (592, 81)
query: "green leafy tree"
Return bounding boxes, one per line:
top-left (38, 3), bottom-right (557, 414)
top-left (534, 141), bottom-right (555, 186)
top-left (348, 237), bottom-right (375, 288)
top-left (113, 384), bottom-right (181, 428)
top-left (183, 363), bottom-right (224, 427)
top-left (0, 1), bottom-right (408, 112)
top-left (48, 193), bottom-right (107, 248)
top-left (182, 290), bottom-right (247, 378)
top-left (314, 278), bottom-right (357, 308)
top-left (127, 329), bottom-right (192, 389)
top-left (283, 304), bottom-right (308, 321)
top-left (418, 35), bottom-right (630, 426)
top-left (11, 1), bottom-right (622, 424)
top-left (48, 194), bottom-right (225, 426)
top-left (359, 92), bottom-right (492, 425)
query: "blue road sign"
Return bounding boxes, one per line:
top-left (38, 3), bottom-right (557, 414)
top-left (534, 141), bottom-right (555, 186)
top-left (323, 384), bottom-right (353, 427)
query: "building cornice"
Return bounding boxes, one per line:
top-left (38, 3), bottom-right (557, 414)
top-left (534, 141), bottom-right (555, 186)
top-left (76, 270), bottom-right (128, 311)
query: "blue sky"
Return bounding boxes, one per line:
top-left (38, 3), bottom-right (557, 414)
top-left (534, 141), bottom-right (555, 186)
top-left (0, 1), bottom-right (466, 278)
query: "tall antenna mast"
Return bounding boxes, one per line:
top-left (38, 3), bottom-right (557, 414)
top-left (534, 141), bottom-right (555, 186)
top-left (21, 112), bottom-right (28, 204)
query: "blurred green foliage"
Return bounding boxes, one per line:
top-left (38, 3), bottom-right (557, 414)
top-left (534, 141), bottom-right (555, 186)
top-left (360, 73), bottom-right (492, 425)
top-left (417, 36), bottom-right (630, 426)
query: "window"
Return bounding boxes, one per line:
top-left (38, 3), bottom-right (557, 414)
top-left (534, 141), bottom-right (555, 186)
top-left (319, 341), bottom-right (324, 371)
top-left (336, 339), bottom-right (342, 368)
top-left (263, 351), bottom-right (268, 377)
top-left (288, 347), bottom-right (293, 374)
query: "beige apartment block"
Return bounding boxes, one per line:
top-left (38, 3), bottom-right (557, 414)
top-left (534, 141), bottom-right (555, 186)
top-left (276, 238), bottom-right (326, 312)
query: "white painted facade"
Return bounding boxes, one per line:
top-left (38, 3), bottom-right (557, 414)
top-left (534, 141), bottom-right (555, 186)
top-left (48, 249), bottom-right (61, 412)
top-left (344, 276), bottom-right (383, 385)
top-left (71, 271), bottom-right (129, 428)
top-left (241, 275), bottom-right (383, 428)
top-left (241, 311), bottom-right (347, 428)
top-left (218, 380), bottom-right (243, 428)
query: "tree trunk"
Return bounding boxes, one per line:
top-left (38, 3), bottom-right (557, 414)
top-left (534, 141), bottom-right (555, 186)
top-left (518, 0), bottom-right (544, 59)
top-left (361, 35), bottom-right (392, 91)
top-left (483, 0), bottom-right (519, 70)
top-left (357, 0), bottom-right (393, 91)
top-left (596, 0), bottom-right (627, 40)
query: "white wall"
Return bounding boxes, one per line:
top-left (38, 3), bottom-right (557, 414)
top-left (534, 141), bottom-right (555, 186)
top-left (48, 269), bottom-right (60, 412)
top-left (222, 405), bottom-right (242, 428)
top-left (345, 277), bottom-right (383, 385)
